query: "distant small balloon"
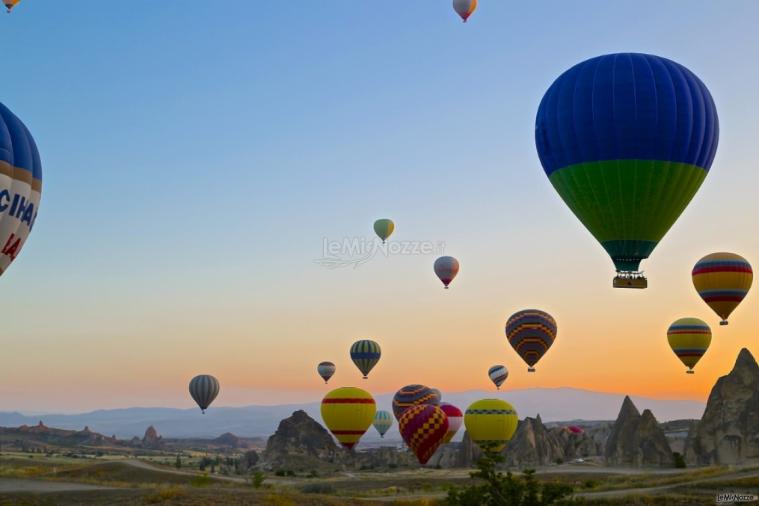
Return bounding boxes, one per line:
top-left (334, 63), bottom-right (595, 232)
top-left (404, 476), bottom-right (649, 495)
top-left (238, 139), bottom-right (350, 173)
top-left (506, 309), bottom-right (557, 372)
top-left (452, 0), bottom-right (477, 22)
top-left (317, 362), bottom-right (336, 384)
top-left (4, 0), bottom-right (20, 13)
top-left (488, 365), bottom-right (508, 390)
top-left (189, 375), bottom-right (220, 414)
top-left (373, 219), bottom-right (395, 244)
top-left (667, 318), bottom-right (712, 374)
top-left (373, 410), bottom-right (393, 438)
top-left (350, 339), bottom-right (381, 379)
top-left (434, 256), bottom-right (460, 289)
top-left (692, 253), bottom-right (753, 326)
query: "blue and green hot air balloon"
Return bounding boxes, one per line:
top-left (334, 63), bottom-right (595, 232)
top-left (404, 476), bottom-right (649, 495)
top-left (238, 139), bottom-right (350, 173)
top-left (535, 53), bottom-right (719, 288)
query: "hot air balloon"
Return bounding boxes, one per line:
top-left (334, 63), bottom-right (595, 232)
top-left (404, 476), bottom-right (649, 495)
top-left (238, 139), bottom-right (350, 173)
top-left (0, 103), bottom-right (42, 277)
top-left (373, 410), bottom-right (393, 438)
top-left (392, 384), bottom-right (441, 421)
top-left (566, 425), bottom-right (584, 435)
top-left (488, 365), bottom-right (508, 390)
top-left (464, 399), bottom-right (518, 452)
top-left (440, 403), bottom-right (463, 443)
top-left (373, 219), bottom-right (394, 244)
top-left (399, 405), bottom-right (449, 465)
top-left (692, 253), bottom-right (753, 325)
top-left (506, 309), bottom-right (556, 372)
top-left (350, 339), bottom-right (381, 379)
top-left (535, 54), bottom-right (719, 289)
top-left (189, 375), bottom-right (220, 414)
top-left (4, 0), bottom-right (20, 13)
top-left (667, 318), bottom-right (712, 374)
top-left (431, 388), bottom-right (442, 402)
top-left (452, 0), bottom-right (477, 22)
top-left (317, 362), bottom-right (336, 384)
top-left (321, 387), bottom-right (376, 449)
top-left (434, 256), bottom-right (459, 289)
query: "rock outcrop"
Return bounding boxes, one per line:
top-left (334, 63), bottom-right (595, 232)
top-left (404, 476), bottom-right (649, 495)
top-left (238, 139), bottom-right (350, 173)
top-left (503, 415), bottom-right (565, 467)
top-left (604, 396), bottom-right (673, 467)
top-left (142, 425), bottom-right (163, 449)
top-left (263, 410), bottom-right (340, 469)
top-left (685, 348), bottom-right (759, 465)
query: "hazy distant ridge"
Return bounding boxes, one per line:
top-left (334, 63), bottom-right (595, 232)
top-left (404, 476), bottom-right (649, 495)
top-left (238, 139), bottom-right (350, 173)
top-left (0, 388), bottom-right (705, 439)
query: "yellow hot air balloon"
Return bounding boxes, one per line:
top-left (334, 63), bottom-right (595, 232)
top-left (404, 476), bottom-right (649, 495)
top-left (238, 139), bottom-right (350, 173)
top-left (667, 318), bottom-right (712, 374)
top-left (321, 387), bottom-right (376, 450)
top-left (464, 399), bottom-right (518, 452)
top-left (692, 253), bottom-right (753, 326)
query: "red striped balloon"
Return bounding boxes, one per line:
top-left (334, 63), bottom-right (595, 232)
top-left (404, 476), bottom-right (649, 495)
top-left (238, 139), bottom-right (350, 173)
top-left (399, 405), bottom-right (448, 465)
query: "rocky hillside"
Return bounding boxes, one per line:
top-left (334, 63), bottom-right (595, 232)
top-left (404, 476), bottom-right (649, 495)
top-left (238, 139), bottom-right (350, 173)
top-left (604, 396), bottom-right (673, 467)
top-left (262, 410), bottom-right (341, 469)
top-left (0, 421), bottom-right (125, 452)
top-left (685, 348), bottom-right (759, 465)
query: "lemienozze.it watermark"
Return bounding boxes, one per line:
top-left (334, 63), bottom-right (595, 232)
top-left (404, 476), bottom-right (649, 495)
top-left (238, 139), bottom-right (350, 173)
top-left (716, 493), bottom-right (758, 504)
top-left (314, 237), bottom-right (445, 269)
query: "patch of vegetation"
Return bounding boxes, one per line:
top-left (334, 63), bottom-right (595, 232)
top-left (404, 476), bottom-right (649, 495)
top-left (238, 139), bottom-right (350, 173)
top-left (144, 485), bottom-right (186, 503)
top-left (300, 483), bottom-right (337, 494)
top-left (446, 447), bottom-right (573, 505)
top-left (672, 452), bottom-right (686, 468)
top-left (190, 473), bottom-right (213, 488)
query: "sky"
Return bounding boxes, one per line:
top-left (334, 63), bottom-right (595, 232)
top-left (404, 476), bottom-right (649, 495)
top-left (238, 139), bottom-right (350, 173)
top-left (1, 0), bottom-right (758, 412)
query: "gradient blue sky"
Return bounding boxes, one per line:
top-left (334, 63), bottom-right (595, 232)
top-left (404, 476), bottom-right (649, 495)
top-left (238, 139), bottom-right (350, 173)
top-left (1, 1), bottom-right (759, 411)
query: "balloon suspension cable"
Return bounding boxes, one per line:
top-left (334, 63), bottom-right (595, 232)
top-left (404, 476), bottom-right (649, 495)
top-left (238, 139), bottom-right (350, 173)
top-left (720, 320), bottom-right (729, 326)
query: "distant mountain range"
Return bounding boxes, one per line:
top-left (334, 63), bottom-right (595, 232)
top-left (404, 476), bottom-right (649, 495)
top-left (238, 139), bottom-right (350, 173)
top-left (0, 388), bottom-right (705, 439)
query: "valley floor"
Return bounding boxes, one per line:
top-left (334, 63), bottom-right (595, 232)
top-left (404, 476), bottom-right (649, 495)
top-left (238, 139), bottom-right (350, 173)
top-left (0, 452), bottom-right (757, 505)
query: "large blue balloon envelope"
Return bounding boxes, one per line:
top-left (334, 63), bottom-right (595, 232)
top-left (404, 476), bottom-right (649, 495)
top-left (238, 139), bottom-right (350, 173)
top-left (535, 53), bottom-right (719, 288)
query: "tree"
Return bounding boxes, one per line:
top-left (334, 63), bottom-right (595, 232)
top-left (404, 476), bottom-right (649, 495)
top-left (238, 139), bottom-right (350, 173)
top-left (175, 454), bottom-right (182, 469)
top-left (446, 446), bottom-right (573, 506)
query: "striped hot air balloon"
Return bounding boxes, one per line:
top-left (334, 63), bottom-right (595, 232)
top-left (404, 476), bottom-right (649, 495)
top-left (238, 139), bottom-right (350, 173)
top-left (399, 405), bottom-right (449, 465)
top-left (464, 399), bottom-right (518, 452)
top-left (373, 410), bottom-right (393, 438)
top-left (506, 309), bottom-right (557, 372)
top-left (0, 103), bottom-right (42, 277)
top-left (373, 219), bottom-right (394, 244)
top-left (392, 384), bottom-right (441, 421)
top-left (452, 0), bottom-right (477, 22)
top-left (536, 54), bottom-right (719, 288)
top-left (440, 403), bottom-right (463, 443)
top-left (317, 362), bottom-right (336, 384)
top-left (321, 387), bottom-right (376, 450)
top-left (350, 339), bottom-right (381, 379)
top-left (667, 318), bottom-right (712, 374)
top-left (488, 365), bottom-right (508, 390)
top-left (692, 253), bottom-right (753, 326)
top-left (189, 375), bottom-right (220, 414)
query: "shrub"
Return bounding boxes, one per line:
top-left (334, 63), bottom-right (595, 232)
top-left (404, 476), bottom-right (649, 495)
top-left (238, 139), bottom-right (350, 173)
top-left (190, 474), bottom-right (213, 488)
top-left (673, 452), bottom-right (687, 469)
top-left (145, 486), bottom-right (185, 503)
top-left (301, 483), bottom-right (336, 494)
top-left (251, 471), bottom-right (266, 488)
top-left (446, 445), bottom-right (573, 506)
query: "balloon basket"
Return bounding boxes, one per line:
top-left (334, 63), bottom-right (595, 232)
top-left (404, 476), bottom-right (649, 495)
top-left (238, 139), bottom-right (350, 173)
top-left (686, 370), bottom-right (695, 374)
top-left (527, 368), bottom-right (536, 373)
top-left (613, 274), bottom-right (647, 289)
top-left (720, 320), bottom-right (729, 326)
